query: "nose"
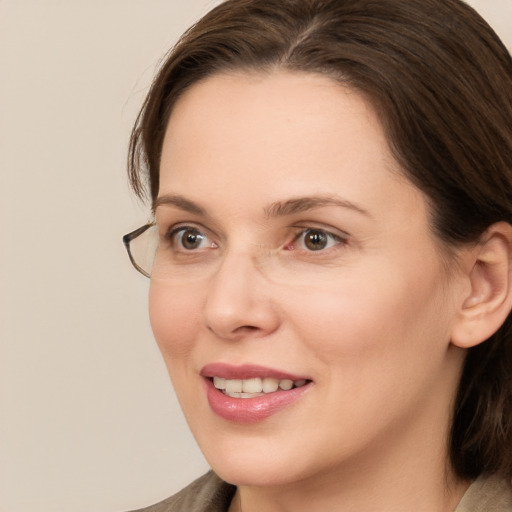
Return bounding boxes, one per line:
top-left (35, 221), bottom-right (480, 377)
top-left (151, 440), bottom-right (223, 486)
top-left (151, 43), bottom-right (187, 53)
top-left (204, 251), bottom-right (280, 341)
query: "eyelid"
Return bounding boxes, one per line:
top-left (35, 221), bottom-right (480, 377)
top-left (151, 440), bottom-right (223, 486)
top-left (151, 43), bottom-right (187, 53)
top-left (291, 224), bottom-right (349, 240)
top-left (161, 220), bottom-right (215, 239)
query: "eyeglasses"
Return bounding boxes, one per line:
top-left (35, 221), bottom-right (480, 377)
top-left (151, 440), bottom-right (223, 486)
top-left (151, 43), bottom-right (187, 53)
top-left (123, 223), bottom-right (159, 278)
top-left (124, 222), bottom-right (350, 285)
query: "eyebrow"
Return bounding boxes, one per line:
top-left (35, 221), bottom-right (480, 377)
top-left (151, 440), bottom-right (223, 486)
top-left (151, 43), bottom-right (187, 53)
top-left (153, 194), bottom-right (206, 215)
top-left (153, 194), bottom-right (370, 218)
top-left (265, 196), bottom-right (371, 218)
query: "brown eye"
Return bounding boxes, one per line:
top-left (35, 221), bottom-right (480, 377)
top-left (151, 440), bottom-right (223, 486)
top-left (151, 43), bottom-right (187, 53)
top-left (172, 227), bottom-right (208, 250)
top-left (303, 230), bottom-right (329, 251)
top-left (291, 228), bottom-right (344, 252)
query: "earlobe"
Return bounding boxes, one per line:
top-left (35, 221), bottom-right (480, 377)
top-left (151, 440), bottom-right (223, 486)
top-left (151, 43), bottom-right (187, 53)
top-left (451, 222), bottom-right (512, 349)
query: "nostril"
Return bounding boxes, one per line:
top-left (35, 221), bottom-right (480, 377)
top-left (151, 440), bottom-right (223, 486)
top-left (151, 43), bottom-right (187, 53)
top-left (207, 324), bottom-right (257, 334)
top-left (233, 325), bottom-right (259, 334)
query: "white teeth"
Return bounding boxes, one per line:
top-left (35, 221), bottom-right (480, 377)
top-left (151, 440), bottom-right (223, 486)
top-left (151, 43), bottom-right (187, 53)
top-left (225, 379), bottom-right (243, 394)
top-left (213, 376), bottom-right (308, 396)
top-left (213, 377), bottom-right (226, 389)
top-left (279, 379), bottom-right (293, 391)
top-left (242, 378), bottom-right (262, 393)
top-left (225, 392), bottom-right (265, 398)
top-left (262, 377), bottom-right (279, 393)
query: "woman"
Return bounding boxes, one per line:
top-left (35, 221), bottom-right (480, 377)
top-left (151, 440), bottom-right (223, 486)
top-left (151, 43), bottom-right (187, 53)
top-left (123, 0), bottom-right (512, 510)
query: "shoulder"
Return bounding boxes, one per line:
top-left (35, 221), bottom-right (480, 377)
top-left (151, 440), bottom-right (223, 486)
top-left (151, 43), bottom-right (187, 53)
top-left (126, 471), bottom-right (236, 512)
top-left (455, 473), bottom-right (512, 512)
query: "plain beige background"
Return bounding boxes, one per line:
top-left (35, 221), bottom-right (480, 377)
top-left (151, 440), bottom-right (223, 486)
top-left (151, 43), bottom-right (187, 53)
top-left (0, 1), bottom-right (510, 511)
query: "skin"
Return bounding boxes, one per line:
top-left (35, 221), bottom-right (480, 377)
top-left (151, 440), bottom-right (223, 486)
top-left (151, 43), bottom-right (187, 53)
top-left (150, 71), bottom-right (475, 512)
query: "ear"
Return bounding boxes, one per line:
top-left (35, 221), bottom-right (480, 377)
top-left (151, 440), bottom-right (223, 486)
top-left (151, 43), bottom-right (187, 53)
top-left (451, 222), bottom-right (512, 349)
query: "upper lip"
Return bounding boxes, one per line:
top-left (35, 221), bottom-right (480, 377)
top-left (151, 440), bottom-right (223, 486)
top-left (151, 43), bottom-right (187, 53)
top-left (200, 363), bottom-right (310, 381)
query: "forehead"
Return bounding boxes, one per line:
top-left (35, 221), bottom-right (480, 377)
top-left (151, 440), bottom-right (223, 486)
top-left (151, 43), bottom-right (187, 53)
top-left (162, 72), bottom-right (397, 174)
top-left (158, 70), bottom-right (420, 222)
top-left (163, 71), bottom-right (383, 150)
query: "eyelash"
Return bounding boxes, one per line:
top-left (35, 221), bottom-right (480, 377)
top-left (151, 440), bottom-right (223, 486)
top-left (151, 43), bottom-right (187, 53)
top-left (164, 224), bottom-right (347, 254)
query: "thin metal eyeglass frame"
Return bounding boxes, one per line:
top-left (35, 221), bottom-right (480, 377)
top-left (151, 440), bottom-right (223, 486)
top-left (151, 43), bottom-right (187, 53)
top-left (122, 222), bottom-right (155, 278)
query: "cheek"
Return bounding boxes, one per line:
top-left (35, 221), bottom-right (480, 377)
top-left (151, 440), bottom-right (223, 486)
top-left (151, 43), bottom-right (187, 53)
top-left (149, 281), bottom-right (203, 359)
top-left (281, 263), bottom-right (458, 445)
top-left (284, 261), bottom-right (453, 370)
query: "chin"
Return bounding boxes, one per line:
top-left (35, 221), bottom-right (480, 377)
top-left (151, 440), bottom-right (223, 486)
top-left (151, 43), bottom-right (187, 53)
top-left (192, 427), bottom-right (318, 488)
top-left (211, 456), bottom-right (305, 488)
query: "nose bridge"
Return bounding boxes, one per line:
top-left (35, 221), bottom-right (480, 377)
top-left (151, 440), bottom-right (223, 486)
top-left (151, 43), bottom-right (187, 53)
top-left (204, 245), bottom-right (278, 340)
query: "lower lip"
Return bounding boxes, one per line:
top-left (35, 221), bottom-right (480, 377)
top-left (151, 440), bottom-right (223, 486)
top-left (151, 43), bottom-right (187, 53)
top-left (204, 378), bottom-right (312, 424)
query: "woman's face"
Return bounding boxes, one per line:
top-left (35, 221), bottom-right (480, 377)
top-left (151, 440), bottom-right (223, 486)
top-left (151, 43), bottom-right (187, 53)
top-left (150, 71), bottom-right (467, 487)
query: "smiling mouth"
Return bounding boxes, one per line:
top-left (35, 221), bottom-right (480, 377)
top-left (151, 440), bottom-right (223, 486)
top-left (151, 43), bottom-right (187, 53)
top-left (211, 376), bottom-right (310, 398)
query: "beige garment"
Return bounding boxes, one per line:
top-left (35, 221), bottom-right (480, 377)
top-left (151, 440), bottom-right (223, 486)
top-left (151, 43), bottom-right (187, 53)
top-left (455, 473), bottom-right (512, 512)
top-left (128, 472), bottom-right (234, 512)
top-left (130, 471), bottom-right (512, 512)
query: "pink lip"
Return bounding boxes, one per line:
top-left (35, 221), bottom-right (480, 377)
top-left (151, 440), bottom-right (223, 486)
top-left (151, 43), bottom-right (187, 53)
top-left (201, 363), bottom-right (313, 424)
top-left (201, 363), bottom-right (308, 381)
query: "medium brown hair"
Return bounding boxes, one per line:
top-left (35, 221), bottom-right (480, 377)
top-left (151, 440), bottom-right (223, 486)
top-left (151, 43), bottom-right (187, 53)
top-left (128, 0), bottom-right (512, 479)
